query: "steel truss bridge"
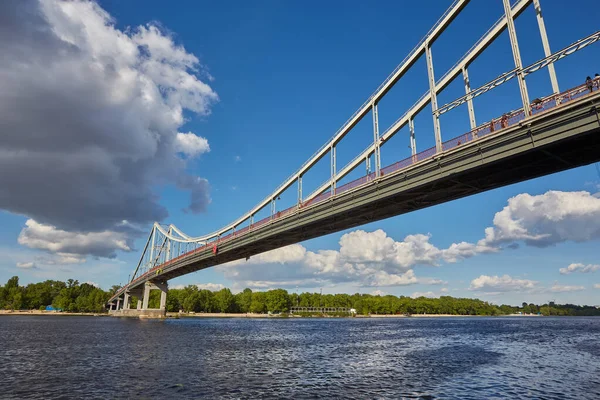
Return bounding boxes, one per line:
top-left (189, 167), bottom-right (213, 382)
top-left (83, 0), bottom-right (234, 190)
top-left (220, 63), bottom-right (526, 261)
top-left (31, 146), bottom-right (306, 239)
top-left (108, 0), bottom-right (600, 314)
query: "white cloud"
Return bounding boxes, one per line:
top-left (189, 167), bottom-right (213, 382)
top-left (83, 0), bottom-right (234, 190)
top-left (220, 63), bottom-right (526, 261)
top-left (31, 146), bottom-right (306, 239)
top-left (440, 288), bottom-right (449, 293)
top-left (16, 262), bottom-right (36, 269)
top-left (215, 190), bottom-right (600, 292)
top-left (470, 274), bottom-right (539, 293)
top-left (550, 284), bottom-right (585, 293)
top-left (171, 283), bottom-right (225, 292)
top-left (594, 284), bottom-right (600, 289)
top-left (18, 219), bottom-right (131, 259)
top-left (559, 263), bottom-right (600, 275)
top-left (196, 283), bottom-right (225, 291)
top-left (34, 253), bottom-right (87, 266)
top-left (0, 1), bottom-right (218, 259)
top-left (418, 277), bottom-right (447, 285)
top-left (371, 290), bottom-right (387, 296)
top-left (219, 229), bottom-right (485, 289)
top-left (480, 191), bottom-right (600, 247)
top-left (411, 291), bottom-right (437, 299)
top-left (175, 132), bottom-right (210, 157)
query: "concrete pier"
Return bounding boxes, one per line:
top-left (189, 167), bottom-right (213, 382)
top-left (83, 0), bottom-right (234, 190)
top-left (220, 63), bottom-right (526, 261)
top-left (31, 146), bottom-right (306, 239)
top-left (109, 280), bottom-right (168, 319)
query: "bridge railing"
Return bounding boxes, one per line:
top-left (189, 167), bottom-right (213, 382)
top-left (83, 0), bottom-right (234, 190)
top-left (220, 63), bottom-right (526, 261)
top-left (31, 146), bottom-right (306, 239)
top-left (110, 81), bottom-right (596, 303)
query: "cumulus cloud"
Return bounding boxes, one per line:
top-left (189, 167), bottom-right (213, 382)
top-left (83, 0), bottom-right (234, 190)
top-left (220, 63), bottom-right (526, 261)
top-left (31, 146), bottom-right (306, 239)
top-left (18, 219), bottom-right (132, 260)
top-left (196, 283), bottom-right (225, 291)
top-left (16, 262), bottom-right (36, 269)
top-left (594, 284), bottom-right (600, 289)
top-left (175, 132), bottom-right (210, 157)
top-left (470, 274), bottom-right (539, 293)
top-left (35, 253), bottom-right (86, 265)
top-left (410, 291), bottom-right (437, 299)
top-left (219, 229), bottom-right (479, 289)
top-left (559, 263), bottom-right (600, 275)
top-left (172, 283), bottom-right (225, 291)
top-left (0, 1), bottom-right (217, 258)
top-left (213, 189), bottom-right (600, 291)
top-left (480, 191), bottom-right (600, 248)
top-left (550, 284), bottom-right (585, 293)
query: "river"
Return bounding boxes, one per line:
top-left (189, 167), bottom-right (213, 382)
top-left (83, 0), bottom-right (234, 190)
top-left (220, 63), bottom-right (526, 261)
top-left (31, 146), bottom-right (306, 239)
top-left (1, 316), bottom-right (599, 399)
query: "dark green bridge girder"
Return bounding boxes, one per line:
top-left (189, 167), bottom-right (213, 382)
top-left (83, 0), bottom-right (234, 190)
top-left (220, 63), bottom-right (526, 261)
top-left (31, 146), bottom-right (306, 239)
top-left (130, 92), bottom-right (600, 290)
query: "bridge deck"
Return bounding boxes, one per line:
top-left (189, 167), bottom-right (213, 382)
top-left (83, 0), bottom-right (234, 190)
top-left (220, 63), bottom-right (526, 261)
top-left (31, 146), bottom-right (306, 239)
top-left (110, 88), bottom-right (600, 302)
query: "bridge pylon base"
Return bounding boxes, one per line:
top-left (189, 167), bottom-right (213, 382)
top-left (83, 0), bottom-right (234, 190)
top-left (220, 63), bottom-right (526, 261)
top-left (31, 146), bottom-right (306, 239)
top-left (110, 280), bottom-right (168, 318)
top-left (111, 308), bottom-right (166, 319)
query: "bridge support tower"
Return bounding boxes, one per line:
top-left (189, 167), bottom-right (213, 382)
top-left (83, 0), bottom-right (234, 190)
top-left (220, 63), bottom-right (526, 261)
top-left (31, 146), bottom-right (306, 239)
top-left (109, 281), bottom-right (168, 318)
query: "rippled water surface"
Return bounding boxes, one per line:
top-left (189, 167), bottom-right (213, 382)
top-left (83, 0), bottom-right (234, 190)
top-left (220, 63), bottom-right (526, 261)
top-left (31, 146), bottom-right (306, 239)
top-left (1, 316), bottom-right (599, 399)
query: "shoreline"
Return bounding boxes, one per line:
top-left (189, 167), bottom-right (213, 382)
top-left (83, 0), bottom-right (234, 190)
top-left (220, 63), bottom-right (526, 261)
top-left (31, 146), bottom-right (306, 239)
top-left (0, 310), bottom-right (108, 317)
top-left (0, 310), bottom-right (556, 318)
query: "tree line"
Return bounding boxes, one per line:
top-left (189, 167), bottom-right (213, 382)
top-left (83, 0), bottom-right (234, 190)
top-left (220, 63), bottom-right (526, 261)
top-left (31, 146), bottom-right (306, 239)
top-left (1, 276), bottom-right (599, 316)
top-left (0, 276), bottom-right (114, 313)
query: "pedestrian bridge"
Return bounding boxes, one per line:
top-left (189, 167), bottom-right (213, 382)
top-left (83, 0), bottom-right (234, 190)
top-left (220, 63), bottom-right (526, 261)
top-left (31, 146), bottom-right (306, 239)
top-left (108, 0), bottom-right (600, 316)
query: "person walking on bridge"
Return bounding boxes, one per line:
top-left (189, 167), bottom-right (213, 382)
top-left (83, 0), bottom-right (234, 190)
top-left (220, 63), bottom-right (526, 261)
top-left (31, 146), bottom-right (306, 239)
top-left (586, 76), bottom-right (593, 93)
top-left (595, 74), bottom-right (600, 90)
top-left (500, 114), bottom-right (509, 129)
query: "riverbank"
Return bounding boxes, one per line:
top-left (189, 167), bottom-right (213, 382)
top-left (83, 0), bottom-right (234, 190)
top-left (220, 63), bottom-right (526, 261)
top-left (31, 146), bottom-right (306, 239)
top-left (172, 312), bottom-right (546, 318)
top-left (174, 312), bottom-right (275, 318)
top-left (0, 310), bottom-right (108, 317)
top-left (0, 310), bottom-right (552, 318)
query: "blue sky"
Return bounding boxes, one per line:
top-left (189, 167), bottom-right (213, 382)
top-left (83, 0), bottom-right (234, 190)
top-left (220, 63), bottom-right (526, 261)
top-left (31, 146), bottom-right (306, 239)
top-left (1, 0), bottom-right (599, 306)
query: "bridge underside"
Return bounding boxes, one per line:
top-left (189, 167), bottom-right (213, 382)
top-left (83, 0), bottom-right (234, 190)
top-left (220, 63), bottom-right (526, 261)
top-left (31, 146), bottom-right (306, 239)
top-left (134, 95), bottom-right (600, 287)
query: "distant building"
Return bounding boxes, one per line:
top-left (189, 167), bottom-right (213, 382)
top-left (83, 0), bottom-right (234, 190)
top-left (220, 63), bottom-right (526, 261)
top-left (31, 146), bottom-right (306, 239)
top-left (45, 305), bottom-right (62, 312)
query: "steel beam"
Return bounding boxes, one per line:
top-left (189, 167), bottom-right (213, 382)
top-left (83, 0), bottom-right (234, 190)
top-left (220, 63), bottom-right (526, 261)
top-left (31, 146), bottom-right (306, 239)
top-left (115, 94), bottom-right (600, 291)
top-left (330, 146), bottom-right (337, 192)
top-left (144, 0), bottom-right (469, 243)
top-left (297, 176), bottom-right (302, 206)
top-left (409, 118), bottom-right (417, 160)
top-left (304, 0), bottom-right (533, 202)
top-left (437, 30), bottom-right (600, 115)
top-left (166, 226), bottom-right (171, 262)
top-left (503, 0), bottom-right (531, 116)
top-left (426, 43), bottom-right (443, 152)
top-left (149, 226), bottom-right (155, 267)
top-left (372, 103), bottom-right (381, 177)
top-left (533, 0), bottom-right (559, 94)
top-left (462, 67), bottom-right (477, 130)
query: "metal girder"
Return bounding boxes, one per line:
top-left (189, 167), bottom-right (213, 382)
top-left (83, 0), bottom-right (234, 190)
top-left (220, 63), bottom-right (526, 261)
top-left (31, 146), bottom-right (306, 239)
top-left (330, 146), bottom-right (337, 192)
top-left (503, 0), bottom-right (531, 116)
top-left (436, 30), bottom-right (600, 115)
top-left (297, 176), bottom-right (302, 207)
top-left (409, 118), bottom-right (416, 158)
top-left (426, 43), bottom-right (443, 153)
top-left (462, 67), bottom-right (477, 130)
top-left (146, 0), bottom-right (469, 244)
top-left (110, 95), bottom-right (600, 300)
top-left (372, 103), bottom-right (381, 177)
top-left (129, 227), bottom-right (154, 283)
top-left (533, 0), bottom-right (559, 94)
top-left (304, 0), bottom-right (533, 202)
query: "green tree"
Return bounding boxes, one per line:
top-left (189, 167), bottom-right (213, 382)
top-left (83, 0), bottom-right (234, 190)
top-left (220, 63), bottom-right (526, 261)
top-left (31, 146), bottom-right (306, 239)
top-left (266, 289), bottom-right (290, 313)
top-left (250, 292), bottom-right (267, 313)
top-left (235, 288), bottom-right (253, 313)
top-left (214, 288), bottom-right (235, 313)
